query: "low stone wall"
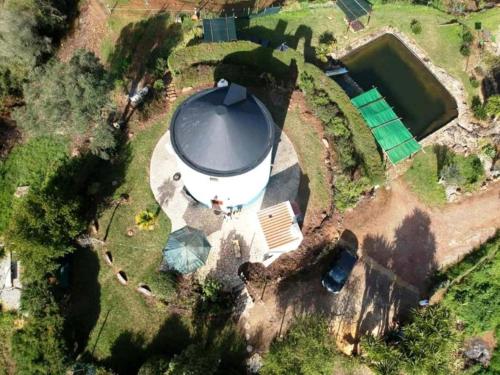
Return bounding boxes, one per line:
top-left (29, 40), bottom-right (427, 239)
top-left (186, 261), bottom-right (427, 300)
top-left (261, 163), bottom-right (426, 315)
top-left (333, 27), bottom-right (499, 154)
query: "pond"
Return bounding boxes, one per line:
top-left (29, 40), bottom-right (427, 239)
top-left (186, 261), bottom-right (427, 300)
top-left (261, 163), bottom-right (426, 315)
top-left (341, 33), bottom-right (458, 140)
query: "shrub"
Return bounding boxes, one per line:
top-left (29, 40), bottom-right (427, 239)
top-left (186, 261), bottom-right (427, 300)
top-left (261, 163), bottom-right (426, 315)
top-left (135, 209), bottom-right (156, 231)
top-left (460, 43), bottom-right (471, 57)
top-left (471, 95), bottom-right (487, 120)
top-left (485, 95), bottom-right (500, 117)
top-left (153, 79), bottom-right (165, 92)
top-left (261, 315), bottom-right (340, 375)
top-left (462, 29), bottom-right (474, 45)
top-left (455, 154), bottom-right (484, 189)
top-left (363, 305), bottom-right (462, 375)
top-left (166, 344), bottom-right (219, 375)
top-left (144, 271), bottom-right (177, 301)
top-left (469, 76), bottom-right (480, 88)
top-left (138, 356), bottom-right (170, 375)
top-left (334, 175), bottom-right (370, 212)
top-left (410, 19), bottom-right (422, 34)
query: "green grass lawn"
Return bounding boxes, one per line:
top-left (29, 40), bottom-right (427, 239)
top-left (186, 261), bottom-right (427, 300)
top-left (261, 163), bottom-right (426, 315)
top-left (239, 4), bottom-right (500, 102)
top-left (403, 148), bottom-right (447, 206)
top-left (69, 105), bottom-right (193, 374)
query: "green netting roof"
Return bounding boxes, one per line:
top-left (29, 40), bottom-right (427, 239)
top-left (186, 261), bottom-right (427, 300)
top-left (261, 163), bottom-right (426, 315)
top-left (351, 88), bottom-right (421, 164)
top-left (372, 121), bottom-right (413, 150)
top-left (337, 0), bottom-right (372, 21)
top-left (386, 139), bottom-right (422, 164)
top-left (364, 108), bottom-right (399, 128)
top-left (203, 17), bottom-right (237, 43)
top-left (351, 88), bottom-right (382, 108)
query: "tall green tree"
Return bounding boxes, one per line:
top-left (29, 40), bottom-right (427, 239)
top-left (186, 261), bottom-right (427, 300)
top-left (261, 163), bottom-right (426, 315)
top-left (13, 50), bottom-right (116, 154)
top-left (11, 282), bottom-right (68, 375)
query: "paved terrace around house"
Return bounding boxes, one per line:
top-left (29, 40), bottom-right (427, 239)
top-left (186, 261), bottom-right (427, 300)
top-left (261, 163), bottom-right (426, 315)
top-left (150, 126), bottom-right (301, 289)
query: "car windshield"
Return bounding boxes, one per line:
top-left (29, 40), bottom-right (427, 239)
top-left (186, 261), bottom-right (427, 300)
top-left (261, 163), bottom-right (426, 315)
top-left (329, 267), bottom-right (348, 284)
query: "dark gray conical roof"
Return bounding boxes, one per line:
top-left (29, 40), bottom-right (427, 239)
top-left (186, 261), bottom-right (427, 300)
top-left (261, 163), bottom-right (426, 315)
top-left (170, 84), bottom-right (275, 177)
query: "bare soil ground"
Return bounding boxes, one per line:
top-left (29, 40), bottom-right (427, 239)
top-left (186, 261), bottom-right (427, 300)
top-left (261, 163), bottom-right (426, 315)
top-left (243, 178), bottom-right (500, 354)
top-left (58, 0), bottom-right (109, 61)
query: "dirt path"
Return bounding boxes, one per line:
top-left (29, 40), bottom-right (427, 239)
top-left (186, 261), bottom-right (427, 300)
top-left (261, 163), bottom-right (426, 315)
top-left (343, 178), bottom-right (500, 289)
top-left (58, 0), bottom-right (109, 62)
top-left (242, 178), bottom-right (500, 355)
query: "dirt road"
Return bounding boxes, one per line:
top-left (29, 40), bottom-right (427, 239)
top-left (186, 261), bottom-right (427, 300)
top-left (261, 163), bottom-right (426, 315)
top-left (243, 178), bottom-right (499, 354)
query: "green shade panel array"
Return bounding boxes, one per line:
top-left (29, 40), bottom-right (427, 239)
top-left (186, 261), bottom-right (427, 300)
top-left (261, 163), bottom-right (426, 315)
top-left (351, 88), bottom-right (421, 164)
top-left (203, 17), bottom-right (237, 43)
top-left (337, 0), bottom-right (372, 22)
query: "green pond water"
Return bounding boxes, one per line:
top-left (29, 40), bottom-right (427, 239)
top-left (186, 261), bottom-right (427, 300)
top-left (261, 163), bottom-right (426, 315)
top-left (342, 33), bottom-right (458, 140)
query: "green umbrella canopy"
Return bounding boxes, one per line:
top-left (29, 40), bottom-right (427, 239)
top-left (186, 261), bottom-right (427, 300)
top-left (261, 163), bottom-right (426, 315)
top-left (163, 226), bottom-right (211, 274)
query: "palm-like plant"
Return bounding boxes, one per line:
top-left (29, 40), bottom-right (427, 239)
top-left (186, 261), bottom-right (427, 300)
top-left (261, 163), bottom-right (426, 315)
top-left (135, 209), bottom-right (156, 231)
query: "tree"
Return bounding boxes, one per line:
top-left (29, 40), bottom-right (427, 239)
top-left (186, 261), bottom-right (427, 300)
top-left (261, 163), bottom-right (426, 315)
top-left (0, 8), bottom-right (52, 86)
top-left (5, 158), bottom-right (85, 281)
top-left (260, 315), bottom-right (337, 375)
top-left (316, 32), bottom-right (337, 63)
top-left (13, 49), bottom-right (116, 154)
top-left (12, 282), bottom-right (68, 375)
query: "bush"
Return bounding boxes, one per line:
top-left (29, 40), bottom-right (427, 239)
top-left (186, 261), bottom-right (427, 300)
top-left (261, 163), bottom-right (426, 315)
top-left (334, 175), bottom-right (370, 212)
top-left (166, 344), bottom-right (219, 375)
top-left (471, 95), bottom-right (487, 120)
top-left (469, 76), bottom-right (480, 88)
top-left (485, 95), bottom-right (500, 117)
top-left (144, 271), bottom-right (177, 301)
top-left (410, 19), bottom-right (422, 34)
top-left (153, 79), bottom-right (165, 92)
top-left (460, 43), bottom-right (471, 57)
top-left (261, 315), bottom-right (351, 375)
top-left (363, 305), bottom-right (462, 375)
top-left (137, 355), bottom-right (170, 375)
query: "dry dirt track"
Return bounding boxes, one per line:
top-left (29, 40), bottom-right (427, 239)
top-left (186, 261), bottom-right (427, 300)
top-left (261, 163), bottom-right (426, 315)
top-left (243, 179), bottom-right (500, 355)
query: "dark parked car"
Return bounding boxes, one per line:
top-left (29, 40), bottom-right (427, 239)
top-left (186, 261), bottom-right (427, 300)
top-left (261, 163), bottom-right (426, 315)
top-left (321, 249), bottom-right (358, 294)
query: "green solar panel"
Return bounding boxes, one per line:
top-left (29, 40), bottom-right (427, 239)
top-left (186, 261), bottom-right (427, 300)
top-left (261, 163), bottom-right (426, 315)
top-left (386, 139), bottom-right (422, 164)
top-left (351, 88), bottom-right (382, 108)
top-left (203, 17), bottom-right (237, 43)
top-left (337, 0), bottom-right (372, 21)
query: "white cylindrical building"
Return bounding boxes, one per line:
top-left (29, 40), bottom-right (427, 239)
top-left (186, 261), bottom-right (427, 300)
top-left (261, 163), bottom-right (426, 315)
top-left (170, 83), bottom-right (275, 209)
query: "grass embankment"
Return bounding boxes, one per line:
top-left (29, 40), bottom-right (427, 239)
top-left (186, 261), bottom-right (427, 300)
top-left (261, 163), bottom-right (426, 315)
top-left (281, 107), bottom-right (330, 214)
top-left (239, 4), bottom-right (500, 101)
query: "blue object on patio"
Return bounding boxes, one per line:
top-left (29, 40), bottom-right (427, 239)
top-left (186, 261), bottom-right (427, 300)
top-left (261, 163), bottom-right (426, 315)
top-left (163, 226), bottom-right (211, 274)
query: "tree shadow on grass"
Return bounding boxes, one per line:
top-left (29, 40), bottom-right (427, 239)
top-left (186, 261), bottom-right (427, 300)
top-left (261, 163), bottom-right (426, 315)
top-left (102, 313), bottom-right (191, 375)
top-left (108, 12), bottom-right (183, 93)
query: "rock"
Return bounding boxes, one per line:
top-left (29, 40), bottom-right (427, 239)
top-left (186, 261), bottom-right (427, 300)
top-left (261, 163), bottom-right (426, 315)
top-left (247, 353), bottom-right (263, 373)
top-left (246, 345), bottom-right (253, 353)
top-left (445, 185), bottom-right (460, 202)
top-left (14, 186), bottom-right (29, 198)
top-left (181, 86), bottom-right (193, 93)
top-left (322, 138), bottom-right (329, 148)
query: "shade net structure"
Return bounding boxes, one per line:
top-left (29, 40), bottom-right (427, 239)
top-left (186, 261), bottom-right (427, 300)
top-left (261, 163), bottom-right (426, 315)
top-left (337, 0), bottom-right (372, 22)
top-left (351, 88), bottom-right (421, 164)
top-left (203, 17), bottom-right (237, 43)
top-left (163, 226), bottom-right (211, 274)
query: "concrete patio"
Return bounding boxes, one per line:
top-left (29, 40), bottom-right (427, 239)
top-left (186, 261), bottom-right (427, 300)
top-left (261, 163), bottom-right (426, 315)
top-left (150, 126), bottom-right (301, 289)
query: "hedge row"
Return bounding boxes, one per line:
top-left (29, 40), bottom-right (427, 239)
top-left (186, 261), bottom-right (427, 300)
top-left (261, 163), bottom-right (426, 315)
top-left (168, 42), bottom-right (384, 182)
